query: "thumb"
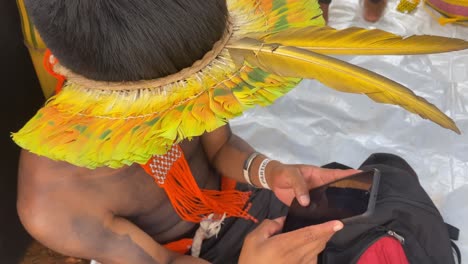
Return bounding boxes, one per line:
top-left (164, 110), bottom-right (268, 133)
top-left (292, 169), bottom-right (310, 206)
top-left (305, 220), bottom-right (344, 241)
top-left (281, 220), bottom-right (343, 246)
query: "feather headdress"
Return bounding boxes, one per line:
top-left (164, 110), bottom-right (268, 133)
top-left (14, 0), bottom-right (468, 169)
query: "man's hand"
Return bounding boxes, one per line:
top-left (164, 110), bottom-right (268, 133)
top-left (266, 162), bottom-right (359, 206)
top-left (239, 217), bottom-right (343, 264)
top-left (199, 124), bottom-right (359, 206)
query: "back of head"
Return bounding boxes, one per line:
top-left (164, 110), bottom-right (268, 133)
top-left (24, 0), bottom-right (228, 82)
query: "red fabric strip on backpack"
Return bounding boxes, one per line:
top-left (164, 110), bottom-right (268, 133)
top-left (357, 237), bottom-right (409, 264)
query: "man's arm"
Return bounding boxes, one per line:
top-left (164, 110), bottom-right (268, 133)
top-left (200, 123), bottom-right (259, 184)
top-left (201, 124), bottom-right (358, 206)
top-left (18, 200), bottom-right (208, 264)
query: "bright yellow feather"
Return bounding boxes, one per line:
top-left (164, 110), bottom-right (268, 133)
top-left (227, 38), bottom-right (460, 134)
top-left (260, 26), bottom-right (468, 55)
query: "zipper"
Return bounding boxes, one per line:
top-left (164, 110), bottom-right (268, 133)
top-left (327, 227), bottom-right (405, 251)
top-left (387, 230), bottom-right (405, 245)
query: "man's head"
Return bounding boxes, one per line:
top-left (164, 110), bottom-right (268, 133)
top-left (24, 0), bottom-right (228, 82)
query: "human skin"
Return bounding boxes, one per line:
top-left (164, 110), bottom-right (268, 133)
top-left (320, 0), bottom-right (388, 23)
top-left (17, 124), bottom-right (355, 263)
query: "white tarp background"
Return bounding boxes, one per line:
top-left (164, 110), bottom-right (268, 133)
top-left (231, 0), bottom-right (468, 260)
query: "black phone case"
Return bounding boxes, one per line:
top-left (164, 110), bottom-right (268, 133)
top-left (283, 169), bottom-right (380, 233)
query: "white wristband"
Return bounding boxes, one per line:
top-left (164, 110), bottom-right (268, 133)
top-left (243, 152), bottom-right (260, 186)
top-left (258, 158), bottom-right (272, 190)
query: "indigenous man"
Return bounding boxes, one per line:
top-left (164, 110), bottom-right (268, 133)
top-left (14, 0), bottom-right (466, 263)
top-left (15, 1), bottom-right (353, 263)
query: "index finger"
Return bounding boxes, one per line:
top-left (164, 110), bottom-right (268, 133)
top-left (300, 166), bottom-right (360, 188)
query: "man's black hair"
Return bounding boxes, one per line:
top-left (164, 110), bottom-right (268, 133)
top-left (24, 0), bottom-right (228, 82)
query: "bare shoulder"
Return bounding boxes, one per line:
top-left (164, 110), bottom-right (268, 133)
top-left (18, 149), bottom-right (81, 205)
top-left (18, 150), bottom-right (90, 208)
top-left (18, 149), bottom-right (122, 183)
top-left (17, 150), bottom-right (118, 235)
top-left (20, 150), bottom-right (95, 205)
top-left (17, 150), bottom-right (116, 256)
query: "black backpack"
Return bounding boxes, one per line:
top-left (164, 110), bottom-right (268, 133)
top-left (319, 153), bottom-right (461, 264)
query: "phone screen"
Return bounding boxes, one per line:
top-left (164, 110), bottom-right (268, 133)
top-left (283, 169), bottom-right (379, 233)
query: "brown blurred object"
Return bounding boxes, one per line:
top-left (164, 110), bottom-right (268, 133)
top-left (319, 2), bottom-right (330, 23)
top-left (363, 0), bottom-right (388, 22)
top-left (330, 173), bottom-right (372, 190)
top-left (20, 241), bottom-right (90, 264)
top-left (319, 0), bottom-right (387, 24)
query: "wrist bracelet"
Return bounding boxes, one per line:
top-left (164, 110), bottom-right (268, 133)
top-left (243, 152), bottom-right (260, 186)
top-left (258, 158), bottom-right (272, 190)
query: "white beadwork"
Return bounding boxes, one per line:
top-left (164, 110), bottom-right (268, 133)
top-left (148, 145), bottom-right (182, 184)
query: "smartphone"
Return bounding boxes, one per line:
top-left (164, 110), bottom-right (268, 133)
top-left (282, 169), bottom-right (380, 233)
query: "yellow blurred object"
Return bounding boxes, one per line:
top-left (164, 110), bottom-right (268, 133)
top-left (16, 0), bottom-right (57, 99)
top-left (425, 0), bottom-right (468, 26)
top-left (397, 0), bottom-right (421, 13)
top-left (397, 0), bottom-right (468, 26)
top-left (260, 26), bottom-right (468, 55)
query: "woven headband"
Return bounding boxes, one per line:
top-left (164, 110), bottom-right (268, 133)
top-left (52, 25), bottom-right (234, 91)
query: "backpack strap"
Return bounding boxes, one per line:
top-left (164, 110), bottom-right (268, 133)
top-left (446, 223), bottom-right (460, 240)
top-left (446, 223), bottom-right (461, 264)
top-left (451, 241), bottom-right (462, 264)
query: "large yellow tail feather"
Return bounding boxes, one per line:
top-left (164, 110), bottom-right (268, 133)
top-left (228, 38), bottom-right (460, 134)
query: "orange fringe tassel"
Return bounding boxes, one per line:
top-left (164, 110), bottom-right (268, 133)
top-left (141, 145), bottom-right (256, 224)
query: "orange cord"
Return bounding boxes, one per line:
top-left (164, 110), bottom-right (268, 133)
top-left (142, 145), bottom-right (257, 254)
top-left (164, 238), bottom-right (194, 254)
top-left (141, 145), bottom-right (257, 224)
top-left (43, 49), bottom-right (66, 94)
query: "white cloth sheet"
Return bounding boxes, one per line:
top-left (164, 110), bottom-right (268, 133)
top-left (231, 0), bottom-right (468, 260)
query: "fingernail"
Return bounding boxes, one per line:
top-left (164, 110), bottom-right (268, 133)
top-left (333, 223), bottom-right (344, 232)
top-left (299, 195), bottom-right (310, 206)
